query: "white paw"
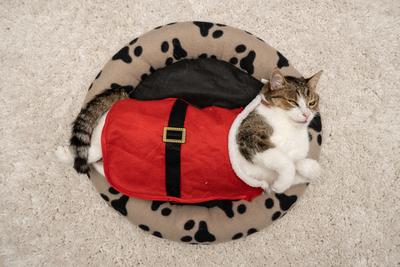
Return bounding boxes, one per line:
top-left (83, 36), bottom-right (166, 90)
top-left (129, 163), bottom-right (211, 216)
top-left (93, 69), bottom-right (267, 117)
top-left (296, 159), bottom-right (321, 179)
top-left (271, 179), bottom-right (292, 193)
top-left (293, 174), bottom-right (308, 185)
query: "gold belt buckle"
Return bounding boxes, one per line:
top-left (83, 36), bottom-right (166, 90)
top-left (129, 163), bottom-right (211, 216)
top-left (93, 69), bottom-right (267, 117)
top-left (163, 127), bottom-right (186, 144)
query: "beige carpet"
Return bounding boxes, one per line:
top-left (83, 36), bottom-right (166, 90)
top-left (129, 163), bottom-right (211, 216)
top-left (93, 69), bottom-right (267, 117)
top-left (1, 0), bottom-right (399, 266)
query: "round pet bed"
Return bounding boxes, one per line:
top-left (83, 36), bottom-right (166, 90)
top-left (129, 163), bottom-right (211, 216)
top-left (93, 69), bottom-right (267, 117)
top-left (82, 21), bottom-right (323, 244)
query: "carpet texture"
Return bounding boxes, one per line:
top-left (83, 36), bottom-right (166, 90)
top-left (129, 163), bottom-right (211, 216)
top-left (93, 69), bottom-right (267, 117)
top-left (1, 0), bottom-right (399, 266)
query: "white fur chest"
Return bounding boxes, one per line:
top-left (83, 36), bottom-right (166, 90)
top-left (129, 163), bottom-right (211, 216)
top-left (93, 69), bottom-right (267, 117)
top-left (255, 105), bottom-right (309, 161)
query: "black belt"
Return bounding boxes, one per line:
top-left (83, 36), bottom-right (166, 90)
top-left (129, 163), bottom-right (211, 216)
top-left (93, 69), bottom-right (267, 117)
top-left (163, 99), bottom-right (188, 197)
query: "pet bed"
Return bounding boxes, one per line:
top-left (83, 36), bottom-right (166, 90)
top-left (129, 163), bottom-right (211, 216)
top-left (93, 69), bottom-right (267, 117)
top-left (82, 21), bottom-right (323, 244)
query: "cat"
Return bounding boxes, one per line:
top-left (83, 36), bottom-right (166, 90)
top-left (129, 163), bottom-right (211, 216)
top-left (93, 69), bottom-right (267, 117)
top-left (60, 68), bottom-right (322, 195)
top-left (233, 68), bottom-right (322, 193)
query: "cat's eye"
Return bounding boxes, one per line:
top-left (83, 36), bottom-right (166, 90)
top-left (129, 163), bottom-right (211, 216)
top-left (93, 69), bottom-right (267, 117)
top-left (287, 99), bottom-right (298, 107)
top-left (308, 100), bottom-right (317, 107)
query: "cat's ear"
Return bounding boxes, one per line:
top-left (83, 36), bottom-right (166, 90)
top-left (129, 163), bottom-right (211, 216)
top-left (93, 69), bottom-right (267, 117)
top-left (270, 69), bottom-right (286, 91)
top-left (307, 70), bottom-right (323, 91)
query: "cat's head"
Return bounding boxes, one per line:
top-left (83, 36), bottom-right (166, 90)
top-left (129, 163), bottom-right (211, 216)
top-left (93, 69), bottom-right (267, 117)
top-left (261, 68), bottom-right (322, 126)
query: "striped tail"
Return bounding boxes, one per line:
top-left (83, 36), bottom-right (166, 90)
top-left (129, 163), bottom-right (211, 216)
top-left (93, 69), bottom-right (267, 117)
top-left (70, 87), bottom-right (130, 173)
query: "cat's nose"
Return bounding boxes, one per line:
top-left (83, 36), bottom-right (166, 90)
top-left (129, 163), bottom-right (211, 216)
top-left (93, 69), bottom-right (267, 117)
top-left (302, 112), bottom-right (310, 120)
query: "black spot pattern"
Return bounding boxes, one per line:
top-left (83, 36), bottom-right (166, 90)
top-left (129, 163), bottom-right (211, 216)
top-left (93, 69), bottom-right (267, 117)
top-left (88, 83), bottom-right (93, 90)
top-left (134, 46), bottom-right (143, 57)
top-left (195, 200), bottom-right (235, 218)
top-left (141, 73), bottom-right (148, 81)
top-left (240, 50), bottom-right (256, 75)
top-left (110, 195), bottom-right (129, 216)
top-left (216, 23), bottom-right (226, 27)
top-left (257, 37), bottom-right (265, 43)
top-left (149, 66), bottom-right (155, 73)
top-left (172, 38), bottom-right (187, 60)
top-left (247, 228), bottom-right (257, 235)
top-left (309, 132), bottom-right (312, 141)
top-left (181, 236), bottom-right (192, 242)
top-left (110, 83), bottom-right (121, 90)
top-left (210, 55), bottom-right (217, 59)
top-left (265, 198), bottom-right (274, 209)
top-left (129, 38), bottom-right (138, 45)
top-left (184, 220), bottom-right (195, 230)
top-left (139, 224), bottom-right (150, 231)
top-left (235, 44), bottom-right (246, 53)
top-left (193, 21), bottom-right (214, 37)
top-left (95, 71), bottom-right (102, 79)
top-left (277, 51), bottom-right (289, 68)
top-left (109, 187), bottom-right (119, 194)
top-left (151, 201), bottom-right (164, 211)
top-left (154, 25), bottom-right (162, 30)
top-left (161, 208), bottom-right (172, 216)
top-left (229, 57), bottom-right (238, 64)
top-left (112, 46), bottom-right (132, 63)
top-left (232, 233), bottom-right (243, 240)
top-left (194, 221), bottom-right (216, 243)
top-left (149, 200), bottom-right (235, 218)
top-left (275, 193), bottom-right (298, 211)
top-left (100, 193), bottom-right (109, 201)
top-left (237, 204), bottom-right (246, 214)
top-left (167, 22), bottom-right (176, 25)
top-left (272, 211), bottom-right (281, 221)
top-left (199, 53), bottom-right (208, 58)
top-left (309, 114), bottom-right (322, 132)
top-left (165, 57), bottom-right (173, 65)
top-left (317, 134), bottom-right (322, 145)
top-left (161, 41), bottom-right (169, 53)
top-left (153, 231), bottom-right (163, 238)
top-left (212, 30), bottom-right (223, 38)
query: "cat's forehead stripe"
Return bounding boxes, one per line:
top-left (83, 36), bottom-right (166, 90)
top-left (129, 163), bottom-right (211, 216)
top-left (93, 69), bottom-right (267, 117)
top-left (298, 95), bottom-right (307, 108)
